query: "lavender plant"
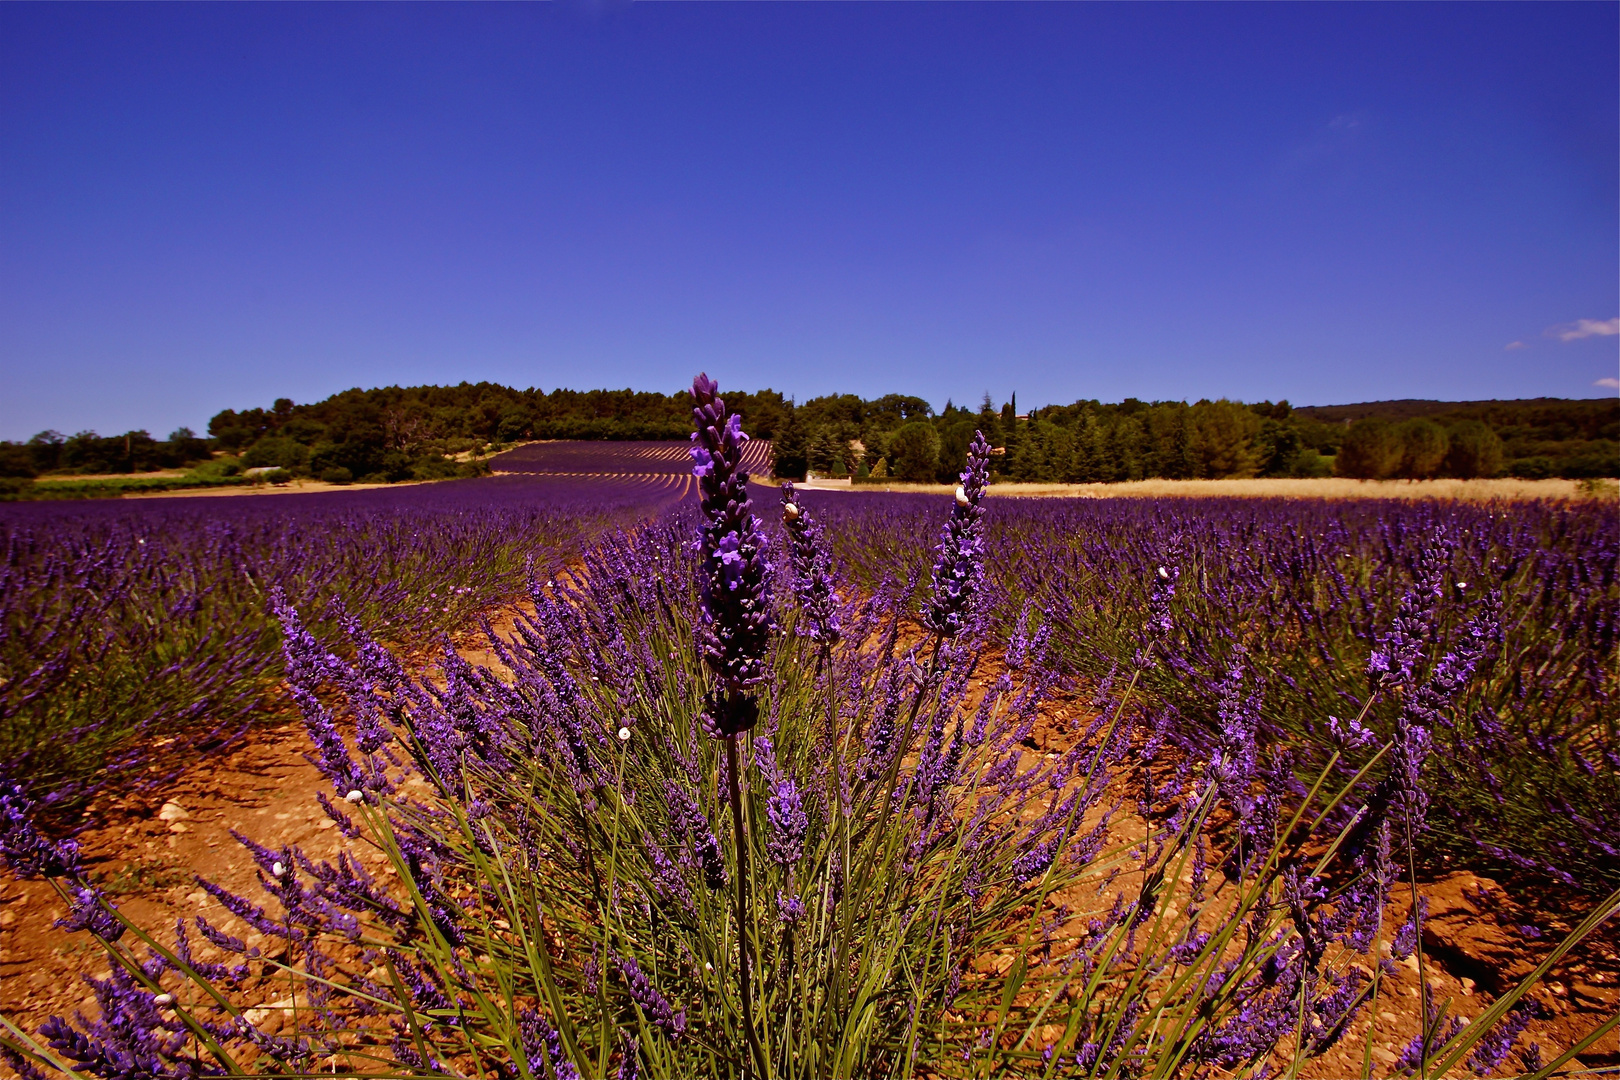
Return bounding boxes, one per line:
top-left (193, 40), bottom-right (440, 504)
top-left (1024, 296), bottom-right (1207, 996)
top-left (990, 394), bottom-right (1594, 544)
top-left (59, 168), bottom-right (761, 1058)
top-left (809, 492), bottom-right (1619, 890)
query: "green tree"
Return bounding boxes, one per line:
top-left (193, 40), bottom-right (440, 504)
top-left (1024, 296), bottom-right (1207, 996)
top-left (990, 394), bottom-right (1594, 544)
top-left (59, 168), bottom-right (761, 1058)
top-left (242, 436), bottom-right (310, 471)
top-left (1255, 417), bottom-right (1304, 477)
top-left (1191, 400), bottom-right (1261, 478)
top-left (1443, 420), bottom-right (1504, 479)
top-left (977, 394), bottom-right (1002, 447)
top-left (1396, 418), bottom-right (1449, 479)
top-left (1335, 418), bottom-right (1403, 479)
top-left (27, 431), bottom-right (64, 472)
top-left (807, 425), bottom-right (845, 476)
top-left (1143, 404), bottom-right (1196, 479)
top-left (496, 408), bottom-right (534, 442)
top-left (889, 421), bottom-right (941, 482)
top-left (935, 420), bottom-right (979, 483)
top-left (1099, 417), bottom-right (1143, 482)
top-left (771, 410), bottom-right (809, 480)
top-left (1068, 412), bottom-right (1104, 482)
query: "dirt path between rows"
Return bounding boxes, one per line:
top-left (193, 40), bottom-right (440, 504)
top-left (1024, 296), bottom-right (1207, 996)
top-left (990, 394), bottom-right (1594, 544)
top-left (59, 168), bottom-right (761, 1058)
top-left (3, 616), bottom-right (1616, 1076)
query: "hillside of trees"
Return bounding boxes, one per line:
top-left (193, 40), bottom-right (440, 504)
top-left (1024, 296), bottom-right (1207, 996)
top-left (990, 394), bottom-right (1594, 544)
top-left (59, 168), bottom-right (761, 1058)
top-left (2, 382), bottom-right (1613, 490)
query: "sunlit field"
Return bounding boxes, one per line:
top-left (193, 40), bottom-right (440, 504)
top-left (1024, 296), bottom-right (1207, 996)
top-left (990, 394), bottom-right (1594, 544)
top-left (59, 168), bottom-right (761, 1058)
top-left (2, 387), bottom-right (1615, 1078)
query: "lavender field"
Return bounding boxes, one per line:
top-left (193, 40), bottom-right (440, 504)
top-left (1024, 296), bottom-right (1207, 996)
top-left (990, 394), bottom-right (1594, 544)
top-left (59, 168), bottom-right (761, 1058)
top-left (0, 473), bottom-right (681, 821)
top-left (1, 398), bottom-right (1617, 1078)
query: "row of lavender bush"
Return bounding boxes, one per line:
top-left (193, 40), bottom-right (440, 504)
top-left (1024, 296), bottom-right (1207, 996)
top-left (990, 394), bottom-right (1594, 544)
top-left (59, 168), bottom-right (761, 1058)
top-left (0, 476), bottom-right (666, 822)
top-left (802, 492), bottom-right (1619, 892)
top-left (2, 376), bottom-right (1613, 1077)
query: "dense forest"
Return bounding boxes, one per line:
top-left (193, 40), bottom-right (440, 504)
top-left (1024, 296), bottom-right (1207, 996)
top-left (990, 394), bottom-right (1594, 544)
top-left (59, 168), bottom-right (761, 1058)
top-left (1, 382), bottom-right (1614, 491)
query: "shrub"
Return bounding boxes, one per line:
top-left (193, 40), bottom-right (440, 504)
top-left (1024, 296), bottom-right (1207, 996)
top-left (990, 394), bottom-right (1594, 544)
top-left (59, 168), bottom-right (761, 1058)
top-left (240, 437), bottom-right (309, 471)
top-left (1288, 446), bottom-right (1332, 478)
top-left (1508, 456), bottom-right (1555, 480)
top-left (1557, 439), bottom-right (1620, 478)
top-left (319, 466), bottom-right (354, 484)
top-left (409, 455), bottom-right (460, 481)
top-left (0, 444), bottom-right (37, 479)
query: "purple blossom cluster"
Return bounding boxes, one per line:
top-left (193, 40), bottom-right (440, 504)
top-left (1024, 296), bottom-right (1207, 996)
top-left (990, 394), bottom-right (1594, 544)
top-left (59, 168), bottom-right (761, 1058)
top-left (778, 481), bottom-right (842, 645)
top-left (922, 430), bottom-right (993, 640)
top-left (688, 373), bottom-right (773, 737)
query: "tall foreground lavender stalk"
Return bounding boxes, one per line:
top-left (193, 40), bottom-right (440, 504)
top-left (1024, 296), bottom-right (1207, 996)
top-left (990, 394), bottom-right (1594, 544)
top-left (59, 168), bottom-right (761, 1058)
top-left (689, 373), bottom-right (772, 1074)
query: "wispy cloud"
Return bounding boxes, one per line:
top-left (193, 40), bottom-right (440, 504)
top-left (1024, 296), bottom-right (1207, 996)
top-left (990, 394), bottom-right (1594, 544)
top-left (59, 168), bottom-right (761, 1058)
top-left (1279, 111), bottom-right (1372, 178)
top-left (1504, 341), bottom-right (1525, 351)
top-left (1596, 377), bottom-right (1620, 390)
top-left (1547, 318), bottom-right (1620, 342)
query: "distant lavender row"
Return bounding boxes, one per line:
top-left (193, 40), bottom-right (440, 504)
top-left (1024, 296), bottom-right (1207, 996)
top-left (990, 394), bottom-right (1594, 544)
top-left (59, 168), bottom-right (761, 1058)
top-left (492, 438), bottom-right (774, 476)
top-left (800, 491), bottom-right (1620, 889)
top-left (0, 474), bottom-right (681, 820)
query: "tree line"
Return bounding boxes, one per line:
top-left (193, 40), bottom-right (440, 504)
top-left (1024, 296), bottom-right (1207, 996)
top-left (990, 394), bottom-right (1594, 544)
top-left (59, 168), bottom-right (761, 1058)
top-left (2, 382), bottom-right (1613, 487)
top-left (772, 393), bottom-right (1618, 484)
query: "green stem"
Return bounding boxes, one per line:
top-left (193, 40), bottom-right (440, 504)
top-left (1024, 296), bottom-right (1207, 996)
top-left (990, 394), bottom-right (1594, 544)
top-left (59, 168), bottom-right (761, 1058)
top-left (1405, 810), bottom-right (1431, 1080)
top-left (727, 733), bottom-right (763, 1077)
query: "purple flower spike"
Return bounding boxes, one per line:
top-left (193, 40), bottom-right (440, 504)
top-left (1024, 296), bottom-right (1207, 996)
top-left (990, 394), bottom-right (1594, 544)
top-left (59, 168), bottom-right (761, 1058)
top-left (617, 955), bottom-right (687, 1040)
top-left (519, 1010), bottom-right (581, 1080)
top-left (923, 431), bottom-right (992, 640)
top-left (0, 778), bottom-right (82, 879)
top-left (690, 373), bottom-right (773, 736)
top-left (1210, 652), bottom-right (1261, 822)
top-left (780, 482), bottom-right (842, 644)
top-left (766, 777), bottom-right (808, 866)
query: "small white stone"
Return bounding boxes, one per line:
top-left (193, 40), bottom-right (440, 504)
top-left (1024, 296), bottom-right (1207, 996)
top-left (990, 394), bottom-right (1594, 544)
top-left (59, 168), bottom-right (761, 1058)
top-left (344, 790), bottom-right (364, 804)
top-left (617, 727), bottom-right (631, 742)
top-left (157, 801), bottom-right (190, 822)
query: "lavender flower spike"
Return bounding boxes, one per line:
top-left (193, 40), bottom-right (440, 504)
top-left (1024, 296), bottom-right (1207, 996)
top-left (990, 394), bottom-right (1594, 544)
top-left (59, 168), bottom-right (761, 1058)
top-left (923, 430), bottom-right (992, 640)
top-left (690, 372), bottom-right (773, 736)
top-left (766, 777), bottom-right (808, 866)
top-left (780, 481), bottom-right (842, 644)
top-left (0, 778), bottom-right (82, 879)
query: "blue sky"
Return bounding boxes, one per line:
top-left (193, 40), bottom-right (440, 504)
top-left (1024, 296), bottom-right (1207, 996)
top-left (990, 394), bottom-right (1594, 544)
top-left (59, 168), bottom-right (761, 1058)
top-left (2, 2), bottom-right (1615, 440)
